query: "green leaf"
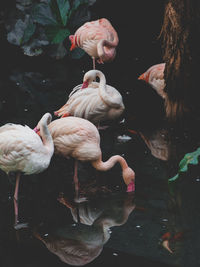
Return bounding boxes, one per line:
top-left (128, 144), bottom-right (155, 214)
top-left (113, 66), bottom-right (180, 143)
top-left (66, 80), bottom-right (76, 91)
top-left (21, 21), bottom-right (36, 44)
top-left (32, 3), bottom-right (57, 26)
top-left (49, 0), bottom-right (70, 26)
top-left (68, 0), bottom-right (88, 18)
top-left (168, 173), bottom-right (179, 183)
top-left (72, 0), bottom-right (88, 10)
top-left (56, 0), bottom-right (70, 26)
top-left (49, 0), bottom-right (63, 26)
top-left (168, 146), bottom-right (200, 185)
top-left (178, 149), bottom-right (200, 172)
top-left (45, 26), bottom-right (70, 44)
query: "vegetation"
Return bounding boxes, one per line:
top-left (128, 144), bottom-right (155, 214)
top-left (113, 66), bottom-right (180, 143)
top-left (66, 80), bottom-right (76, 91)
top-left (168, 147), bottom-right (200, 194)
top-left (6, 0), bottom-right (96, 58)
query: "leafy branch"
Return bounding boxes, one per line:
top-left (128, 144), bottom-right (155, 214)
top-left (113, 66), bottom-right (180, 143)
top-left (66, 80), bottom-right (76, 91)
top-left (168, 147), bottom-right (200, 194)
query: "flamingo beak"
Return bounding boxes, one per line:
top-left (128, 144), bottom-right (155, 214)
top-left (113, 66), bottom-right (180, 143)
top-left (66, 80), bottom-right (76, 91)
top-left (69, 35), bottom-right (76, 51)
top-left (126, 180), bottom-right (135, 192)
top-left (33, 127), bottom-right (39, 133)
top-left (138, 73), bottom-right (145, 80)
top-left (34, 127), bottom-right (41, 136)
top-left (70, 43), bottom-right (76, 51)
top-left (81, 81), bottom-right (89, 89)
top-left (61, 113), bottom-right (70, 118)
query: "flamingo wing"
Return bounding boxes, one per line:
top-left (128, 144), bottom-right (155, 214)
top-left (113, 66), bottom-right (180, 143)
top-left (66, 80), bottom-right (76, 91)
top-left (0, 125), bottom-right (45, 174)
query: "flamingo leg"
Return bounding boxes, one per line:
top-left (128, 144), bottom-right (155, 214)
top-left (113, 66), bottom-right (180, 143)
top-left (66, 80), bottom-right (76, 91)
top-left (97, 125), bottom-right (109, 130)
top-left (73, 160), bottom-right (79, 201)
top-left (73, 161), bottom-right (81, 223)
top-left (73, 160), bottom-right (87, 204)
top-left (96, 122), bottom-right (109, 131)
top-left (92, 57), bottom-right (96, 70)
top-left (14, 172), bottom-right (21, 225)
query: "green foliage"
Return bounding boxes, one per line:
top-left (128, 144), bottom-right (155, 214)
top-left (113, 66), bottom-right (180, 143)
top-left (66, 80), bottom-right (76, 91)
top-left (32, 3), bottom-right (57, 26)
top-left (20, 19), bottom-right (36, 44)
top-left (45, 26), bottom-right (70, 44)
top-left (7, 0), bottom-right (95, 58)
top-left (31, 0), bottom-right (88, 44)
top-left (168, 147), bottom-right (200, 194)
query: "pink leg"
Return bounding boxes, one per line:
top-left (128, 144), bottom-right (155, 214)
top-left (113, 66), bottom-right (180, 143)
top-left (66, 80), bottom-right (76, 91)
top-left (74, 160), bottom-right (79, 201)
top-left (73, 160), bottom-right (87, 203)
top-left (97, 125), bottom-right (109, 130)
top-left (14, 172), bottom-right (21, 225)
top-left (92, 57), bottom-right (96, 70)
top-left (96, 122), bottom-right (109, 131)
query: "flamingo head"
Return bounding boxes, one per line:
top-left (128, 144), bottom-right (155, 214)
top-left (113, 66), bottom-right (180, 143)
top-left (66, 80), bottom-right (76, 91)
top-left (138, 72), bottom-right (149, 83)
top-left (33, 127), bottom-right (39, 133)
top-left (138, 63), bottom-right (166, 83)
top-left (33, 127), bottom-right (41, 136)
top-left (69, 35), bottom-right (76, 51)
top-left (81, 80), bottom-right (89, 89)
top-left (122, 167), bottom-right (135, 192)
top-left (81, 70), bottom-right (99, 88)
top-left (98, 46), bottom-right (116, 63)
top-left (33, 113), bottom-right (52, 137)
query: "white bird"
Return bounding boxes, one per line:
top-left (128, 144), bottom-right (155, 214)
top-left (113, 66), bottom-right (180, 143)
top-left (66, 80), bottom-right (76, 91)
top-left (138, 63), bottom-right (166, 98)
top-left (37, 116), bottom-right (135, 200)
top-left (54, 70), bottom-right (125, 126)
top-left (0, 113), bottom-right (54, 226)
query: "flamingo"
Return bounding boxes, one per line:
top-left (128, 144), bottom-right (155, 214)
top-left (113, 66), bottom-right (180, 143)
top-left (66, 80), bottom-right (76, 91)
top-left (54, 70), bottom-right (125, 127)
top-left (69, 18), bottom-right (119, 69)
top-left (0, 113), bottom-right (54, 226)
top-left (138, 63), bottom-right (166, 98)
top-left (33, 193), bottom-right (135, 266)
top-left (36, 117), bottom-right (135, 199)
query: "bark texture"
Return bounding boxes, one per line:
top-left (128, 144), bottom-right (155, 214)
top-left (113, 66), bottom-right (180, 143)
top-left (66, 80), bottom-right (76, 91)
top-left (160, 0), bottom-right (200, 121)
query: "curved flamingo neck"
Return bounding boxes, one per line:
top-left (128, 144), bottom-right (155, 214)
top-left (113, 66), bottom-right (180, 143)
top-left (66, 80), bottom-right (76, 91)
top-left (37, 114), bottom-right (54, 153)
top-left (92, 155), bottom-right (128, 173)
top-left (97, 25), bottom-right (118, 61)
top-left (95, 71), bottom-right (121, 108)
top-left (92, 154), bottom-right (135, 190)
top-left (97, 40), bottom-right (116, 62)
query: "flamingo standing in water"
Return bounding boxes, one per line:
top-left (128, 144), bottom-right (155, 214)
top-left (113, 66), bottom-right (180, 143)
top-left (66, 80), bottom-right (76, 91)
top-left (0, 113), bottom-right (54, 226)
top-left (138, 63), bottom-right (166, 98)
top-left (69, 18), bottom-right (119, 69)
top-left (54, 70), bottom-right (125, 126)
top-left (35, 117), bottom-right (135, 200)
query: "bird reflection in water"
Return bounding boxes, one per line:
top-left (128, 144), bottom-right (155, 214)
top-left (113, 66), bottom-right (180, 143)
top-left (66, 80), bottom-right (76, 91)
top-left (124, 79), bottom-right (200, 261)
top-left (33, 192), bottom-right (135, 266)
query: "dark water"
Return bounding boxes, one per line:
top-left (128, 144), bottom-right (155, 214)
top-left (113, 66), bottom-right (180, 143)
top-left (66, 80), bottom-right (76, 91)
top-left (1, 1), bottom-right (200, 267)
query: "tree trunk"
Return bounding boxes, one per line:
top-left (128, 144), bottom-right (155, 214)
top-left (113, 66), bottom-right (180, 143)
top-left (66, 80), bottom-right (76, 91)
top-left (160, 0), bottom-right (200, 121)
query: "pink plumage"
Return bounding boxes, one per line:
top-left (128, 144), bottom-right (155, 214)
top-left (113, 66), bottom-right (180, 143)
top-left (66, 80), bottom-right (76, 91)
top-left (54, 70), bottom-right (125, 125)
top-left (69, 18), bottom-right (119, 69)
top-left (47, 117), bottom-right (135, 192)
top-left (0, 113), bottom-right (54, 226)
top-left (138, 63), bottom-right (166, 98)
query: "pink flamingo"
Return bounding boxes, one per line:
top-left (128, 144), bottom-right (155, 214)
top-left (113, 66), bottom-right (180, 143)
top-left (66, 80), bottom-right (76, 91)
top-left (138, 63), bottom-right (166, 98)
top-left (36, 117), bottom-right (135, 200)
top-left (69, 18), bottom-right (119, 69)
top-left (54, 69), bottom-right (125, 126)
top-left (0, 113), bottom-right (54, 226)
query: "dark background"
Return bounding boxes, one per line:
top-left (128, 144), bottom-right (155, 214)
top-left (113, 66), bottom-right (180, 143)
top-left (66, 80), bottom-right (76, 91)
top-left (1, 1), bottom-right (200, 267)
